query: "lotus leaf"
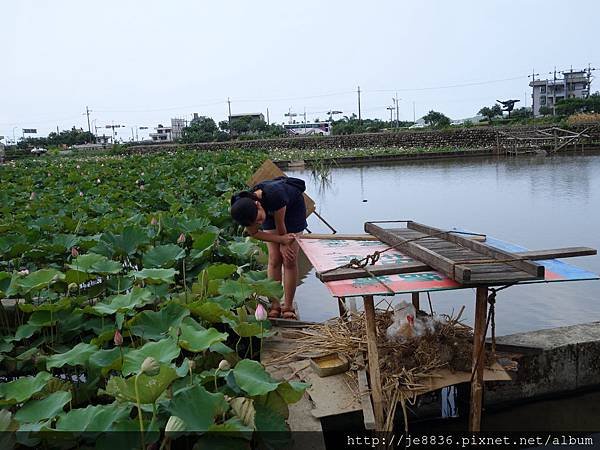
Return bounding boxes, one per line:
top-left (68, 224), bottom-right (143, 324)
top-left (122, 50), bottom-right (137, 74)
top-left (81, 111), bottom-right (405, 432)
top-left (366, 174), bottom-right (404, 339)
top-left (46, 342), bottom-right (98, 369)
top-left (177, 317), bottom-right (228, 352)
top-left (91, 286), bottom-right (153, 315)
top-left (131, 268), bottom-right (178, 284)
top-left (128, 302), bottom-right (190, 341)
top-left (233, 360), bottom-right (280, 397)
top-left (88, 347), bottom-right (128, 375)
top-left (121, 337), bottom-right (180, 376)
top-left (14, 391), bottom-right (72, 423)
top-left (167, 384), bottom-right (228, 432)
top-left (16, 269), bottom-right (65, 293)
top-left (0, 372), bottom-right (53, 406)
top-left (68, 253), bottom-right (121, 274)
top-left (106, 365), bottom-right (178, 404)
top-left (205, 263), bottom-right (238, 280)
top-left (55, 403), bottom-right (131, 432)
top-left (187, 300), bottom-right (235, 324)
top-left (142, 244), bottom-right (186, 268)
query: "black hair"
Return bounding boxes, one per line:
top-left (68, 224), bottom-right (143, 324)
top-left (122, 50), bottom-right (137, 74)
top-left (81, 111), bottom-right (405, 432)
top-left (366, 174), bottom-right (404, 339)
top-left (230, 191), bottom-right (260, 226)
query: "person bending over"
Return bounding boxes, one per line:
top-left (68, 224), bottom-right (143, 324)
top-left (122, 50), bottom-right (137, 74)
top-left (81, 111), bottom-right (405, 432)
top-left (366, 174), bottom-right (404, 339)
top-left (230, 176), bottom-right (307, 320)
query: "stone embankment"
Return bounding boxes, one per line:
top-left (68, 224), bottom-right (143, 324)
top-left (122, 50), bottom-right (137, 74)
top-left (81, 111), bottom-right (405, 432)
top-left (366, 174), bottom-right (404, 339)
top-left (126, 124), bottom-right (600, 156)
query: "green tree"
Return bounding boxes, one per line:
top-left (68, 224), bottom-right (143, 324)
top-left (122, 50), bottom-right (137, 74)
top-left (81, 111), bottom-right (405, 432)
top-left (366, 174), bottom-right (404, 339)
top-left (181, 116), bottom-right (220, 143)
top-left (555, 92), bottom-right (600, 116)
top-left (248, 118), bottom-right (268, 133)
top-left (422, 110), bottom-right (451, 128)
top-left (478, 105), bottom-right (503, 124)
top-left (538, 106), bottom-right (553, 116)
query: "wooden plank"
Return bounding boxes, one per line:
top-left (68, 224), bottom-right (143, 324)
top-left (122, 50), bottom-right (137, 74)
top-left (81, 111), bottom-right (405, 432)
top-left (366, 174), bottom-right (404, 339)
top-left (469, 287), bottom-right (488, 432)
top-left (363, 295), bottom-right (384, 430)
top-left (365, 222), bottom-right (472, 283)
top-left (356, 353), bottom-right (376, 430)
top-left (300, 234), bottom-right (378, 241)
top-left (407, 221), bottom-right (545, 279)
top-left (468, 272), bottom-right (535, 284)
top-left (246, 159), bottom-right (316, 217)
top-left (411, 292), bottom-right (420, 310)
top-left (317, 247), bottom-right (596, 282)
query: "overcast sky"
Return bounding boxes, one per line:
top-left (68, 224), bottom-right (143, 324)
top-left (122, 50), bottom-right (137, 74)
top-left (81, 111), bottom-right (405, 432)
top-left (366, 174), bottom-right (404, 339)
top-left (1, 0), bottom-right (598, 141)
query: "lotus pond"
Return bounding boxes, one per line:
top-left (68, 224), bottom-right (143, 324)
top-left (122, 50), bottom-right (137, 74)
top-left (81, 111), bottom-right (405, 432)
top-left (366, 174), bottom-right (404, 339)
top-left (0, 150), bottom-right (308, 448)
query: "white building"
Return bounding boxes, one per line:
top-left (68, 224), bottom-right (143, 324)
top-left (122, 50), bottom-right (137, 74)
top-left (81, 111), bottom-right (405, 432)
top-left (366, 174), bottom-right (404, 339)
top-left (149, 124), bottom-right (173, 142)
top-left (530, 69), bottom-right (592, 116)
top-left (171, 118), bottom-right (186, 141)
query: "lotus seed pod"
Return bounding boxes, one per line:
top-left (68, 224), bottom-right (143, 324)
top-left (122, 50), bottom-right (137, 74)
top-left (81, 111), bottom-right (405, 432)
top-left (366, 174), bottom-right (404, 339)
top-left (141, 356), bottom-right (160, 376)
top-left (218, 360), bottom-right (231, 371)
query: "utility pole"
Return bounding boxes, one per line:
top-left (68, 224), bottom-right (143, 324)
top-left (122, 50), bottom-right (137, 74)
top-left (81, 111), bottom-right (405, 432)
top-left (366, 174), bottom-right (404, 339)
top-left (413, 101), bottom-right (416, 123)
top-left (551, 67), bottom-right (557, 116)
top-left (386, 106), bottom-right (394, 124)
top-left (84, 106), bottom-right (92, 133)
top-left (357, 85), bottom-right (362, 122)
top-left (528, 69), bottom-right (539, 120)
top-left (284, 107), bottom-right (297, 124)
top-left (266, 108), bottom-right (270, 125)
top-left (302, 107), bottom-right (307, 124)
top-left (393, 93), bottom-right (400, 128)
top-left (586, 63), bottom-right (596, 98)
top-left (227, 98), bottom-right (232, 130)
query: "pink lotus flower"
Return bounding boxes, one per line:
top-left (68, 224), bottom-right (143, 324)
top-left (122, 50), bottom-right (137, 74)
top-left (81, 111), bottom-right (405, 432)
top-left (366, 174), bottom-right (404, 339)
top-left (79, 191), bottom-right (84, 197)
top-left (150, 217), bottom-right (158, 226)
top-left (255, 304), bottom-right (268, 321)
top-left (71, 247), bottom-right (79, 258)
top-left (139, 185), bottom-right (145, 191)
top-left (29, 192), bottom-right (36, 200)
top-left (177, 233), bottom-right (186, 244)
top-left (114, 329), bottom-right (123, 346)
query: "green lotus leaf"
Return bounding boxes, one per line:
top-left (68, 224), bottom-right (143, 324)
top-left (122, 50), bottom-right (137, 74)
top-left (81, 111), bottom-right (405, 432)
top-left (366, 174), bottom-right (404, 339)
top-left (131, 268), bottom-right (178, 284)
top-left (254, 403), bottom-right (289, 437)
top-left (16, 269), bottom-right (65, 293)
top-left (247, 278), bottom-right (284, 299)
top-left (0, 372), bottom-right (52, 406)
top-left (276, 381), bottom-right (309, 404)
top-left (176, 317), bottom-right (228, 352)
top-left (55, 403), bottom-right (131, 432)
top-left (187, 300), bottom-right (235, 324)
top-left (89, 347), bottom-right (128, 375)
top-left (46, 342), bottom-right (98, 369)
top-left (68, 253), bottom-right (113, 273)
top-left (128, 302), bottom-right (190, 341)
top-left (228, 241), bottom-right (259, 259)
top-left (11, 323), bottom-right (41, 341)
top-left (92, 286), bottom-right (153, 315)
top-left (121, 337), bottom-right (180, 376)
top-left (231, 322), bottom-right (264, 338)
top-left (218, 280), bottom-right (254, 302)
top-left (106, 365), bottom-right (178, 404)
top-left (51, 234), bottom-right (79, 252)
top-left (0, 271), bottom-right (11, 296)
top-left (206, 263), bottom-right (238, 281)
top-left (64, 269), bottom-right (93, 285)
top-left (105, 275), bottom-right (135, 294)
top-left (14, 391), bottom-right (72, 423)
top-left (167, 384), bottom-right (229, 432)
top-left (191, 232), bottom-right (217, 250)
top-left (90, 259), bottom-right (123, 274)
top-left (142, 244), bottom-right (186, 269)
top-left (96, 226), bottom-right (150, 257)
top-left (233, 360), bottom-right (280, 397)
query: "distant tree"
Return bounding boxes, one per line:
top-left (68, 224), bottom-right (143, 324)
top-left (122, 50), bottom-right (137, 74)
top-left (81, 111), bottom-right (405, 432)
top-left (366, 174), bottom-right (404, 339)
top-left (538, 106), bottom-right (553, 116)
top-left (181, 116), bottom-right (219, 143)
top-left (189, 116), bottom-right (218, 134)
top-left (555, 92), bottom-right (600, 116)
top-left (422, 110), bottom-right (451, 128)
top-left (478, 104), bottom-right (503, 123)
top-left (510, 107), bottom-right (531, 120)
top-left (248, 118), bottom-right (268, 133)
top-left (218, 120), bottom-right (229, 132)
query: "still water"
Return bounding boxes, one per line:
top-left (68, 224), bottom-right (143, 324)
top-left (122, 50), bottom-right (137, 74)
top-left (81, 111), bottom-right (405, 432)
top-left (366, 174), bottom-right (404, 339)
top-left (289, 152), bottom-right (600, 336)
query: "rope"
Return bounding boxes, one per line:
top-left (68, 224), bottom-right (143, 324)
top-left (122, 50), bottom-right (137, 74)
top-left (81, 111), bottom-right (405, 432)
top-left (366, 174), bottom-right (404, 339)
top-left (469, 283), bottom-right (514, 383)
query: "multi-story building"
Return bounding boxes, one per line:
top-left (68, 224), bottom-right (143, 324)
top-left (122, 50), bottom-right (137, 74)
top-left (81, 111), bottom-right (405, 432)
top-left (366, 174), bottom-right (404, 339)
top-left (149, 124), bottom-right (173, 142)
top-left (530, 68), bottom-right (592, 116)
top-left (170, 118), bottom-right (186, 141)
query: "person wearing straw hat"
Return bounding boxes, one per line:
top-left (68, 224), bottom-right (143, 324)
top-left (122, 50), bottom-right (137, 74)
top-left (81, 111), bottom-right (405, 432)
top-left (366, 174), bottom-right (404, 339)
top-left (230, 176), bottom-right (307, 320)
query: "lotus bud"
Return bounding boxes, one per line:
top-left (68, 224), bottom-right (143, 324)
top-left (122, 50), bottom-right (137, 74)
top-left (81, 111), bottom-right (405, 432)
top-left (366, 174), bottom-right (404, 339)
top-left (71, 247), bottom-right (79, 258)
top-left (141, 356), bottom-right (160, 376)
top-left (165, 415), bottom-right (185, 434)
top-left (79, 191), bottom-right (84, 197)
top-left (113, 329), bottom-right (123, 346)
top-left (177, 233), bottom-right (186, 244)
top-left (97, 178), bottom-right (101, 184)
top-left (29, 192), bottom-right (36, 200)
top-left (218, 360), bottom-right (231, 371)
top-left (68, 282), bottom-right (78, 292)
top-left (139, 184), bottom-right (145, 191)
top-left (76, 164), bottom-right (80, 169)
top-left (141, 172), bottom-right (145, 176)
top-left (255, 304), bottom-right (268, 322)
top-left (18, 269), bottom-right (30, 276)
top-left (150, 217), bottom-right (157, 226)
top-left (188, 359), bottom-right (196, 371)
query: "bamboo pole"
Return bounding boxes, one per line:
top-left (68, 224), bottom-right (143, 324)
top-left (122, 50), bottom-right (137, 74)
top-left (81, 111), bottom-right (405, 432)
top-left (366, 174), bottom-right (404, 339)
top-left (469, 286), bottom-right (488, 432)
top-left (363, 295), bottom-right (384, 430)
top-left (411, 292), bottom-right (420, 311)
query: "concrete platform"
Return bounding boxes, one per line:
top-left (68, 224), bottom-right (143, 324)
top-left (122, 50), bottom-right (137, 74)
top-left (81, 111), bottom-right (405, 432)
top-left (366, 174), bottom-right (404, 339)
top-left (486, 321), bottom-right (600, 405)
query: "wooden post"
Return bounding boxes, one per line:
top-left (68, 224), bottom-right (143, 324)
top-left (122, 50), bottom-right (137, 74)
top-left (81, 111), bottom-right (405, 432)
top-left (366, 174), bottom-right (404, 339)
top-left (469, 286), bottom-right (488, 432)
top-left (363, 295), bottom-right (384, 430)
top-left (337, 297), bottom-right (347, 319)
top-left (411, 292), bottom-right (420, 311)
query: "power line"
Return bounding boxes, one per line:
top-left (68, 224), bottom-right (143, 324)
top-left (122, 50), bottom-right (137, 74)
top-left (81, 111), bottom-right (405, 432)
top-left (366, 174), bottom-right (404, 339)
top-left (365, 75), bottom-right (527, 93)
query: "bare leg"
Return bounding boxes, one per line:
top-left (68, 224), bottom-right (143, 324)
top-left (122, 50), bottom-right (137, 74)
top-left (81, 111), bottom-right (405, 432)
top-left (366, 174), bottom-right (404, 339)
top-left (265, 232), bottom-right (283, 314)
top-left (282, 236), bottom-right (301, 314)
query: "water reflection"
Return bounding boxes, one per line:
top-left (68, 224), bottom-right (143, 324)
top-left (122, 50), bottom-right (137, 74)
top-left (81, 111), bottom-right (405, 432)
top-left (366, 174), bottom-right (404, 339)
top-left (289, 152), bottom-right (600, 335)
